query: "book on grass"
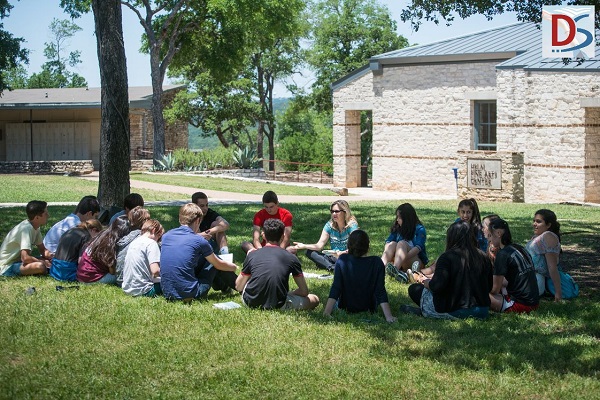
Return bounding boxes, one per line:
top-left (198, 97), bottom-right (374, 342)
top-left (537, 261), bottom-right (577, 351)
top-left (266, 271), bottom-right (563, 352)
top-left (213, 301), bottom-right (241, 310)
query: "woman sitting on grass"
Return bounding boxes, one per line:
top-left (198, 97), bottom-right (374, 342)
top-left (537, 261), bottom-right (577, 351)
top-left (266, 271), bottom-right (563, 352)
top-left (403, 221), bottom-right (492, 319)
top-left (77, 216), bottom-right (131, 284)
top-left (293, 200), bottom-right (358, 272)
top-left (122, 219), bottom-right (164, 297)
top-left (382, 203), bottom-right (428, 283)
top-left (49, 219), bottom-right (103, 282)
top-left (323, 230), bottom-right (396, 323)
top-left (525, 209), bottom-right (565, 301)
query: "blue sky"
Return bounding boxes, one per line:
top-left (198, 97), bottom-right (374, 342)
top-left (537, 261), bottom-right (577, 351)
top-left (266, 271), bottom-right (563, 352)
top-left (4, 0), bottom-right (519, 96)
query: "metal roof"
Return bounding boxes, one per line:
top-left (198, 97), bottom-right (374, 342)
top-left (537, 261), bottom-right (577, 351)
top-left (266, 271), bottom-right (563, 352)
top-left (0, 85), bottom-right (185, 110)
top-left (333, 22), bottom-right (600, 91)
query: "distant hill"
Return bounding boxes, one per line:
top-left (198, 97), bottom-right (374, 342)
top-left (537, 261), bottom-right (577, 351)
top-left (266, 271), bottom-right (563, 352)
top-left (189, 97), bottom-right (291, 150)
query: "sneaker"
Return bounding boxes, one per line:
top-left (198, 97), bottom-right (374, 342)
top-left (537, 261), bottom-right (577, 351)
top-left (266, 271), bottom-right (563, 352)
top-left (406, 269), bottom-right (416, 284)
top-left (396, 269), bottom-right (408, 283)
top-left (386, 262), bottom-right (398, 278)
top-left (399, 305), bottom-right (422, 316)
top-left (411, 260), bottom-right (420, 273)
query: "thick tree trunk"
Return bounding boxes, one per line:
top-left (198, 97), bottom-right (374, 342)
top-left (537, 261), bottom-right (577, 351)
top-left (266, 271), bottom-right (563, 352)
top-left (92, 0), bottom-right (130, 210)
top-left (150, 49), bottom-right (166, 165)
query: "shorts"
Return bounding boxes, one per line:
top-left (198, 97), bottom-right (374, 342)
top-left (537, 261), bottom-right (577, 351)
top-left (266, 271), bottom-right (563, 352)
top-left (501, 295), bottom-right (538, 313)
top-left (1, 262), bottom-right (22, 277)
top-left (280, 292), bottom-right (308, 310)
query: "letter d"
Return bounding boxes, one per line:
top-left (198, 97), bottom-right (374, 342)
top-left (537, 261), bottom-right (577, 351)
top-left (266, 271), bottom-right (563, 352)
top-left (552, 14), bottom-right (576, 46)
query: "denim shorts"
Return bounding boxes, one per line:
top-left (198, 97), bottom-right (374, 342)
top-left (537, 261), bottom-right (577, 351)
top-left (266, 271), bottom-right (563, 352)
top-left (1, 262), bottom-right (22, 277)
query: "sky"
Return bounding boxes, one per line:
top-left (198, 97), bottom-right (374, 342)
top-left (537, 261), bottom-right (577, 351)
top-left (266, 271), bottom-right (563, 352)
top-left (3, 0), bottom-right (520, 97)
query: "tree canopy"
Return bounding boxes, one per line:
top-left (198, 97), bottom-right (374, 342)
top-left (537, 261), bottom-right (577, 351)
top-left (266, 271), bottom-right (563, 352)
top-left (400, 0), bottom-right (600, 31)
top-left (307, 0), bottom-right (408, 112)
top-left (0, 0), bottom-right (28, 93)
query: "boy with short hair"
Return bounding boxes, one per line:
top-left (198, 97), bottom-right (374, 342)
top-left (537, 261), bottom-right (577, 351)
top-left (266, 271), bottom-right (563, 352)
top-left (160, 203), bottom-right (238, 301)
top-left (192, 191), bottom-right (230, 255)
top-left (235, 218), bottom-right (319, 310)
top-left (43, 195), bottom-right (100, 253)
top-left (0, 200), bottom-right (53, 276)
top-left (122, 219), bottom-right (164, 297)
top-left (109, 193), bottom-right (144, 225)
top-left (241, 190), bottom-right (293, 253)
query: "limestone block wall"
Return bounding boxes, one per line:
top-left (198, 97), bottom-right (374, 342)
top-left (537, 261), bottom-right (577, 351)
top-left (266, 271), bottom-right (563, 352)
top-left (0, 160), bottom-right (94, 174)
top-left (336, 61), bottom-right (498, 195)
top-left (456, 150), bottom-right (524, 202)
top-left (496, 70), bottom-right (600, 203)
top-left (129, 89), bottom-right (189, 160)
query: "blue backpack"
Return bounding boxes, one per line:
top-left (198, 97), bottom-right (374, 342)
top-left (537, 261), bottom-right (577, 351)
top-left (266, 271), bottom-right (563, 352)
top-left (546, 271), bottom-right (579, 299)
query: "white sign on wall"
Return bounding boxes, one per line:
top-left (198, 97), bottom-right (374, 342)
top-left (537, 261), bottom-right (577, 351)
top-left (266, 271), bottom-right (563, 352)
top-left (467, 159), bottom-right (502, 189)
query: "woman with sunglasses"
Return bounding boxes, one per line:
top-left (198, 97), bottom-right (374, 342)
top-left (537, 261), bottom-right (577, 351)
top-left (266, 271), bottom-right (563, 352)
top-left (293, 200), bottom-right (358, 272)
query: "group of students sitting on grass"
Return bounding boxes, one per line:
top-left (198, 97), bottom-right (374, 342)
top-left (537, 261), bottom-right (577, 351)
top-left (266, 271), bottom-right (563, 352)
top-left (0, 191), bottom-right (576, 321)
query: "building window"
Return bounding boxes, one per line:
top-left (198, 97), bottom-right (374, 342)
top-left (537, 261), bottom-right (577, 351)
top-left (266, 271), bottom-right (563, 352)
top-left (474, 101), bottom-right (497, 151)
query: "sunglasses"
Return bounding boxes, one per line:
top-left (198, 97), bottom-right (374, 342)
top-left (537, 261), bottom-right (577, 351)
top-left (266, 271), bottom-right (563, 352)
top-left (330, 209), bottom-right (344, 214)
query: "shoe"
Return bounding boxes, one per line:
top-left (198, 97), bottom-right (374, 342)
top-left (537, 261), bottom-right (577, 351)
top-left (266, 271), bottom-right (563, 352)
top-left (396, 270), bottom-right (408, 283)
top-left (386, 262), bottom-right (398, 278)
top-left (406, 269), bottom-right (416, 284)
top-left (411, 260), bottom-right (420, 273)
top-left (399, 305), bottom-right (422, 316)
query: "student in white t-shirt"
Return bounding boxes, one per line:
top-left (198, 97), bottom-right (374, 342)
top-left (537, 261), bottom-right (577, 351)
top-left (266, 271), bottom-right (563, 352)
top-left (122, 219), bottom-right (164, 297)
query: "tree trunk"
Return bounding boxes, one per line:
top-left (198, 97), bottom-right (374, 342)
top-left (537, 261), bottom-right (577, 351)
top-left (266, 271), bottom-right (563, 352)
top-left (150, 48), bottom-right (166, 165)
top-left (92, 0), bottom-right (130, 210)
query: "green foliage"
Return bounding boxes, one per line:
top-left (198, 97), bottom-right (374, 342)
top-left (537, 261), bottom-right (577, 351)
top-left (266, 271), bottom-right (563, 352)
top-left (0, 0), bottom-right (29, 94)
top-left (276, 99), bottom-right (333, 172)
top-left (400, 0), bottom-right (600, 31)
top-left (153, 152), bottom-right (176, 172)
top-left (307, 0), bottom-right (409, 111)
top-left (232, 146), bottom-right (261, 169)
top-left (26, 18), bottom-right (87, 89)
top-left (171, 147), bottom-right (235, 171)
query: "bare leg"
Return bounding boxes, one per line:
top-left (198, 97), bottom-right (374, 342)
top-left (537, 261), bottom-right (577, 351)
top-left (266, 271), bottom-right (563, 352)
top-left (382, 242), bottom-right (397, 266)
top-left (393, 241), bottom-right (420, 271)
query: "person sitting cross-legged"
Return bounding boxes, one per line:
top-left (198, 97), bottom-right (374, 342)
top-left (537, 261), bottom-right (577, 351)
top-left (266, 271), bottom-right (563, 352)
top-left (488, 218), bottom-right (539, 313)
top-left (192, 191), bottom-right (230, 255)
top-left (323, 230), bottom-right (396, 322)
top-left (235, 219), bottom-right (320, 310)
top-left (0, 200), bottom-right (53, 277)
top-left (161, 203), bottom-right (238, 302)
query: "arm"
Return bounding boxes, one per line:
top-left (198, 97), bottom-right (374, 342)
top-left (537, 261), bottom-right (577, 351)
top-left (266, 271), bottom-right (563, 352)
top-left (37, 243), bottom-right (53, 261)
top-left (323, 298), bottom-right (337, 317)
top-left (379, 303), bottom-right (397, 323)
top-left (490, 275), bottom-right (505, 295)
top-left (149, 262), bottom-right (160, 278)
top-left (294, 229), bottom-right (329, 252)
top-left (20, 249), bottom-right (43, 266)
top-left (235, 273), bottom-right (250, 293)
top-left (291, 275), bottom-right (309, 297)
top-left (545, 252), bottom-right (562, 301)
top-left (206, 253), bottom-right (237, 272)
top-left (201, 216), bottom-right (230, 240)
top-left (252, 225), bottom-right (262, 249)
top-left (281, 226), bottom-right (293, 249)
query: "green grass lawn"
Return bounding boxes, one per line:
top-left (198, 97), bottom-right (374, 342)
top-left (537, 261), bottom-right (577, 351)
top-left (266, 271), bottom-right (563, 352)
top-left (130, 172), bottom-right (338, 196)
top-left (1, 179), bottom-right (600, 398)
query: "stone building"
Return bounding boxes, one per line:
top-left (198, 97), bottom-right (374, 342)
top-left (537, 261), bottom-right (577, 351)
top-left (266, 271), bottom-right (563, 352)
top-left (332, 23), bottom-right (600, 203)
top-left (0, 85), bottom-right (188, 172)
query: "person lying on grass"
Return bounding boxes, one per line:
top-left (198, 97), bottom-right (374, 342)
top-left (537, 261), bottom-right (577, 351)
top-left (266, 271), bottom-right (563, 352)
top-left (488, 218), bottom-right (539, 313)
top-left (323, 229), bottom-right (396, 323)
top-left (235, 218), bottom-right (320, 310)
top-left (0, 200), bottom-right (53, 277)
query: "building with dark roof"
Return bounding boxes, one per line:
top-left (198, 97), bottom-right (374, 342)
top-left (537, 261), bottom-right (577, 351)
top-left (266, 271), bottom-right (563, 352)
top-left (0, 85), bottom-right (188, 170)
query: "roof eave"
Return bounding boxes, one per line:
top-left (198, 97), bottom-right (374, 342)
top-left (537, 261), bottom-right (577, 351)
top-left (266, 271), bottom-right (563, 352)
top-left (372, 51), bottom-right (521, 69)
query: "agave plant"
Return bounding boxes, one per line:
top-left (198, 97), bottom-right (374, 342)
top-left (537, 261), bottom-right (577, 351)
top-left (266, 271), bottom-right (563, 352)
top-left (155, 153), bottom-right (176, 171)
top-left (232, 146), bottom-right (261, 169)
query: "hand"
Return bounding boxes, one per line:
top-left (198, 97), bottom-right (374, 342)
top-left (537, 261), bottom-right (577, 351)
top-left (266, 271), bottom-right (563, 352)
top-left (386, 316), bottom-right (398, 323)
top-left (200, 230), bottom-right (212, 240)
top-left (293, 242), bottom-right (304, 250)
